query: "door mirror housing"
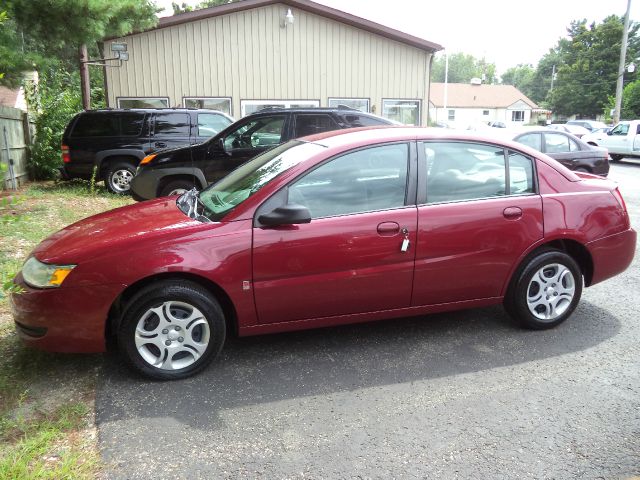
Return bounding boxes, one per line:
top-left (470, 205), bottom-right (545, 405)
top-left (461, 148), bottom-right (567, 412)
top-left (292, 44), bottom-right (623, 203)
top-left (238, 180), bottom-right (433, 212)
top-left (218, 137), bottom-right (231, 156)
top-left (258, 204), bottom-right (311, 226)
top-left (606, 130), bottom-right (613, 136)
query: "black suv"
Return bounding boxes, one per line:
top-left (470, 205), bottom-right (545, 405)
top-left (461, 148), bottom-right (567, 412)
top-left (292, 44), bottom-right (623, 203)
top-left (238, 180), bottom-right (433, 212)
top-left (130, 107), bottom-right (396, 200)
top-left (61, 108), bottom-right (233, 194)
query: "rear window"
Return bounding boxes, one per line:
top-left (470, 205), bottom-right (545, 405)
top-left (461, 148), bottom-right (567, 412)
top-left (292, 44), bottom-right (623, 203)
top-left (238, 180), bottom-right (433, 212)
top-left (71, 112), bottom-right (146, 137)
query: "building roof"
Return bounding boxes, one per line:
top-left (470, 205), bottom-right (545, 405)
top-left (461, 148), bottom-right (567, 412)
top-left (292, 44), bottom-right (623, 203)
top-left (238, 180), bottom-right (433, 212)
top-left (117, 0), bottom-right (442, 53)
top-left (430, 83), bottom-right (538, 109)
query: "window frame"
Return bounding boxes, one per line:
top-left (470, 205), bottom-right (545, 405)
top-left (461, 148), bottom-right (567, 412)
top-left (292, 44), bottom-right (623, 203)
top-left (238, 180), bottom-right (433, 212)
top-left (327, 97), bottom-right (371, 112)
top-left (511, 110), bottom-right (525, 122)
top-left (254, 141), bottom-right (418, 225)
top-left (417, 140), bottom-right (538, 206)
top-left (448, 109), bottom-right (455, 121)
top-left (381, 98), bottom-right (422, 125)
top-left (116, 97), bottom-right (169, 109)
top-left (240, 99), bottom-right (320, 117)
top-left (183, 96), bottom-right (232, 116)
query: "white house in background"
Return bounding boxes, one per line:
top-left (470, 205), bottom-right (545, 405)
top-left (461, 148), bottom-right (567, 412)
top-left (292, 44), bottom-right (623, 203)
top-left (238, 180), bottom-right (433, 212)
top-left (429, 81), bottom-right (540, 128)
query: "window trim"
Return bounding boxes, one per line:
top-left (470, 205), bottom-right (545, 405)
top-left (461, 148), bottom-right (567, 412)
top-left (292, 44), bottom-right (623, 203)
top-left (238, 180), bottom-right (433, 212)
top-left (116, 96), bottom-right (170, 109)
top-left (416, 140), bottom-right (538, 206)
top-left (448, 109), bottom-right (455, 121)
top-left (240, 99), bottom-right (320, 117)
top-left (511, 110), bottom-right (525, 122)
top-left (183, 96), bottom-right (233, 116)
top-left (327, 97), bottom-right (371, 112)
top-left (381, 98), bottom-right (422, 125)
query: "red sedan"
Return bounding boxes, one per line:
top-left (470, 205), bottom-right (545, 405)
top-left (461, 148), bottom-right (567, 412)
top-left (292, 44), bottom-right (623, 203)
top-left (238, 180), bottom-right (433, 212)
top-left (10, 128), bottom-right (636, 380)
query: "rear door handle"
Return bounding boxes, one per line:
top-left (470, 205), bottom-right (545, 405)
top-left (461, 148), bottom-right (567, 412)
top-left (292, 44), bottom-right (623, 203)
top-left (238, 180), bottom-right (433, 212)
top-left (503, 206), bottom-right (522, 219)
top-left (155, 142), bottom-right (167, 148)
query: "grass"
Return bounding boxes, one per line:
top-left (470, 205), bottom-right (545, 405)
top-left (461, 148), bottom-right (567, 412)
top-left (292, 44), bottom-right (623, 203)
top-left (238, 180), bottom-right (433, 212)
top-left (0, 179), bottom-right (134, 478)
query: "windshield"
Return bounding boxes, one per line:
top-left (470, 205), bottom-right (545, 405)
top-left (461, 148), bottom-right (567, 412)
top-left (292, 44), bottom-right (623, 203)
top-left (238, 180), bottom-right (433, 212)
top-left (198, 140), bottom-right (326, 221)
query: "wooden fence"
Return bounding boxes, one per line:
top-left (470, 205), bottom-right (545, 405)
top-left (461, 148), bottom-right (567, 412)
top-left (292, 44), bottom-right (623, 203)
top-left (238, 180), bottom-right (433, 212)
top-left (0, 105), bottom-right (32, 189)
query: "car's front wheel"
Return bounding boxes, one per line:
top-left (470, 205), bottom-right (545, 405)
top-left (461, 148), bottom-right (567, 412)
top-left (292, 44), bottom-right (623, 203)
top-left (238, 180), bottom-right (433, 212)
top-left (505, 250), bottom-right (582, 330)
top-left (609, 154), bottom-right (623, 162)
top-left (159, 179), bottom-right (196, 197)
top-left (105, 161), bottom-right (136, 194)
top-left (118, 280), bottom-right (226, 380)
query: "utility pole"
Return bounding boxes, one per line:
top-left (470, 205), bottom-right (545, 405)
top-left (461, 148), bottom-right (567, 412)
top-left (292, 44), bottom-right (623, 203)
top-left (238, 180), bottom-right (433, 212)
top-left (550, 65), bottom-right (556, 91)
top-left (614, 0), bottom-right (632, 125)
top-left (79, 44), bottom-right (91, 110)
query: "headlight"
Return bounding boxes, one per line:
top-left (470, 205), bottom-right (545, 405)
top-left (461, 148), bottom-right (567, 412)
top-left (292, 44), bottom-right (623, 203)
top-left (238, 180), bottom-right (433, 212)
top-left (21, 257), bottom-right (76, 289)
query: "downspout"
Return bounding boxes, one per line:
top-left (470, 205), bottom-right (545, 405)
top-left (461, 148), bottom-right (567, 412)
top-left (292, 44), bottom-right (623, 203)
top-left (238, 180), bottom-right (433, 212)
top-left (427, 52), bottom-right (434, 126)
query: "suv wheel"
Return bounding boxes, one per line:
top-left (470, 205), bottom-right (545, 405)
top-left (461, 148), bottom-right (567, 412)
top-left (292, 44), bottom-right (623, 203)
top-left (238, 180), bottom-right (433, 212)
top-left (160, 179), bottom-right (196, 197)
top-left (105, 161), bottom-right (136, 194)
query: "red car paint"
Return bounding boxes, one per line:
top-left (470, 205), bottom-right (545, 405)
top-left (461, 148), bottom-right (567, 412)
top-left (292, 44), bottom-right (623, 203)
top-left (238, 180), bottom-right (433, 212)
top-left (10, 128), bottom-right (636, 353)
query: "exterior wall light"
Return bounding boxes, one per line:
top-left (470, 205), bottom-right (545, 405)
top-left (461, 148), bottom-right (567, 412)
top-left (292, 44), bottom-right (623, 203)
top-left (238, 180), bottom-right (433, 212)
top-left (281, 8), bottom-right (294, 28)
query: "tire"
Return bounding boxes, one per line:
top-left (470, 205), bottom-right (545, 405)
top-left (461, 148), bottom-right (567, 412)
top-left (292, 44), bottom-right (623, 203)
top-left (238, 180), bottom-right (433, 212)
top-left (609, 154), bottom-right (623, 162)
top-left (105, 161), bottom-right (136, 194)
top-left (504, 249), bottom-right (582, 330)
top-left (574, 167), bottom-right (590, 173)
top-left (159, 179), bottom-right (196, 197)
top-left (117, 280), bottom-right (226, 380)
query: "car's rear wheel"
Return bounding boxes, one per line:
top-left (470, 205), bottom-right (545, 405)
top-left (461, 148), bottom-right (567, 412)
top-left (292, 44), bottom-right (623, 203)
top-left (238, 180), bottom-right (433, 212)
top-left (610, 154), bottom-right (623, 162)
top-left (105, 161), bottom-right (136, 194)
top-left (504, 250), bottom-right (582, 330)
top-left (118, 280), bottom-right (226, 380)
top-left (159, 179), bottom-right (196, 197)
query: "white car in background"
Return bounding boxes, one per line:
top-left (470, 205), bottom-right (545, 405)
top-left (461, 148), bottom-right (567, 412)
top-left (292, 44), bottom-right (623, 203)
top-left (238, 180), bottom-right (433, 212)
top-left (582, 120), bottom-right (640, 161)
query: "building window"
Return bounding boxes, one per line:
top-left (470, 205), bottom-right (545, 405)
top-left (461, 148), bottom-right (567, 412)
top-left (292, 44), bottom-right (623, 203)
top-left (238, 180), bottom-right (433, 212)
top-left (184, 97), bottom-right (232, 116)
top-left (117, 97), bottom-right (169, 109)
top-left (511, 110), bottom-right (525, 122)
top-left (483, 110), bottom-right (490, 116)
top-left (240, 100), bottom-right (320, 117)
top-left (327, 98), bottom-right (370, 112)
top-left (382, 99), bottom-right (420, 125)
top-left (448, 109), bottom-right (455, 121)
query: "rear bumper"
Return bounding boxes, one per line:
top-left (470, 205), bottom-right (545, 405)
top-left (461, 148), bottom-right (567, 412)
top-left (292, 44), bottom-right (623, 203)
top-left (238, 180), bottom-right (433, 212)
top-left (9, 274), bottom-right (124, 353)
top-left (587, 228), bottom-right (637, 286)
top-left (60, 164), bottom-right (93, 181)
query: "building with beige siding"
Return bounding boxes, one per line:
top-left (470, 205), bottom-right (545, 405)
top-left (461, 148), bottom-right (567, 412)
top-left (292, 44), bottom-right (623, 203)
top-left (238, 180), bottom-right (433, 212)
top-left (103, 0), bottom-right (441, 125)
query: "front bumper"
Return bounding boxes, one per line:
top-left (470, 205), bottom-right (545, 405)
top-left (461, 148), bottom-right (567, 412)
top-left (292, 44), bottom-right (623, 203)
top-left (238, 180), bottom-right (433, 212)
top-left (587, 227), bottom-right (637, 286)
top-left (9, 274), bottom-right (124, 353)
top-left (130, 169), bottom-right (161, 201)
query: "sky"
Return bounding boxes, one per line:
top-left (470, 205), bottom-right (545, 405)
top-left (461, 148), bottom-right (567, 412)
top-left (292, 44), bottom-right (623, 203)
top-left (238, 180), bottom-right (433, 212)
top-left (153, 0), bottom-right (640, 75)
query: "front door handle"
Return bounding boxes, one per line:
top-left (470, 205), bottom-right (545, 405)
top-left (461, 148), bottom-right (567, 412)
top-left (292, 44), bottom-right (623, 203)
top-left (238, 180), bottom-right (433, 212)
top-left (155, 142), bottom-right (167, 148)
top-left (503, 206), bottom-right (523, 219)
top-left (377, 221), bottom-right (400, 236)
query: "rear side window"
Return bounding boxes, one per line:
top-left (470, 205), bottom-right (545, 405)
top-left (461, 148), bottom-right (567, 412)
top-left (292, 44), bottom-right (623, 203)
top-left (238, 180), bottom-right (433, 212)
top-left (71, 112), bottom-right (145, 137)
top-left (293, 114), bottom-right (340, 137)
top-left (197, 113), bottom-right (232, 137)
top-left (154, 113), bottom-right (190, 136)
top-left (517, 133), bottom-right (542, 151)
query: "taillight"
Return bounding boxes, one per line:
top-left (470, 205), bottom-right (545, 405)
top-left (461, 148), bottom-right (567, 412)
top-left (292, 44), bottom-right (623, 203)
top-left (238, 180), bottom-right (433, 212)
top-left (61, 145), bottom-right (70, 163)
top-left (611, 187), bottom-right (628, 212)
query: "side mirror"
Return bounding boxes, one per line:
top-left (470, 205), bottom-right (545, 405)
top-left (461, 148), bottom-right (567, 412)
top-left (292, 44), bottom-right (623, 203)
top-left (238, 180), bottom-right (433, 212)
top-left (218, 137), bottom-right (231, 156)
top-left (606, 130), bottom-right (613, 136)
top-left (258, 204), bottom-right (311, 226)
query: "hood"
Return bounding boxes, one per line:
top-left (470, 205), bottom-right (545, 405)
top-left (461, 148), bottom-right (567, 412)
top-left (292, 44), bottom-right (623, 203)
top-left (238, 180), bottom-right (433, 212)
top-left (33, 197), bottom-right (210, 264)
top-left (148, 142), bottom-right (209, 168)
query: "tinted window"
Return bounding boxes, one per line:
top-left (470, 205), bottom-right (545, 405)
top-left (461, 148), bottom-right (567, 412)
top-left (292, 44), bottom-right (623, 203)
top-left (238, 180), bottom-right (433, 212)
top-left (71, 112), bottom-right (145, 137)
top-left (544, 133), bottom-right (571, 153)
top-left (517, 133), bottom-right (542, 151)
top-left (224, 116), bottom-right (285, 150)
top-left (154, 113), bottom-right (190, 136)
top-left (294, 114), bottom-right (340, 137)
top-left (197, 113), bottom-right (232, 137)
top-left (424, 142), bottom-right (506, 204)
top-left (343, 114), bottom-right (389, 127)
top-left (288, 143), bottom-right (409, 218)
top-left (508, 151), bottom-right (535, 194)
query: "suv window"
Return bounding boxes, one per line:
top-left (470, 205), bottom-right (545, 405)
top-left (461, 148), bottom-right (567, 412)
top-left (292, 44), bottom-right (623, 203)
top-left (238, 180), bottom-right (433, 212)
top-left (197, 113), bottom-right (231, 137)
top-left (71, 112), bottom-right (146, 137)
top-left (154, 113), bottom-right (190, 136)
top-left (293, 114), bottom-right (340, 137)
top-left (223, 116), bottom-right (286, 150)
top-left (288, 143), bottom-right (409, 218)
top-left (343, 114), bottom-right (390, 127)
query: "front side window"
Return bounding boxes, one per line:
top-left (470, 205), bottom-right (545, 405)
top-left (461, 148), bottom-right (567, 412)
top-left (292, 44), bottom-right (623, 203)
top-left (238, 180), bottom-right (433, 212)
top-left (184, 97), bottom-right (232, 115)
top-left (197, 113), bottom-right (233, 137)
top-left (544, 132), bottom-right (571, 153)
top-left (511, 110), bottom-right (525, 122)
top-left (288, 143), bottom-right (409, 218)
top-left (382, 99), bottom-right (421, 125)
top-left (611, 123), bottom-right (629, 135)
top-left (118, 97), bottom-right (169, 109)
top-left (293, 114), bottom-right (339, 137)
top-left (154, 113), bottom-right (190, 136)
top-left (517, 133), bottom-right (542, 151)
top-left (327, 98), bottom-right (369, 112)
top-left (223, 116), bottom-right (285, 150)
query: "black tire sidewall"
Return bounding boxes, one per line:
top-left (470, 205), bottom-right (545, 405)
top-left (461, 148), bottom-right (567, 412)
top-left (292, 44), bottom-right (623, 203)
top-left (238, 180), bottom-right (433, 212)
top-left (509, 251), bottom-right (583, 330)
top-left (159, 179), bottom-right (195, 197)
top-left (118, 281), bottom-right (226, 380)
top-left (105, 161), bottom-right (136, 194)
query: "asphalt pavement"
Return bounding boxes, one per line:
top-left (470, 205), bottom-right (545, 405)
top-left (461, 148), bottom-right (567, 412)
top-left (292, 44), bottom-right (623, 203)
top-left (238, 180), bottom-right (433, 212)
top-left (96, 160), bottom-right (640, 479)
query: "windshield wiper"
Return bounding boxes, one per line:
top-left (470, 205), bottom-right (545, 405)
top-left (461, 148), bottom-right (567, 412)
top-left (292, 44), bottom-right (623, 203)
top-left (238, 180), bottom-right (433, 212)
top-left (177, 188), bottom-right (211, 223)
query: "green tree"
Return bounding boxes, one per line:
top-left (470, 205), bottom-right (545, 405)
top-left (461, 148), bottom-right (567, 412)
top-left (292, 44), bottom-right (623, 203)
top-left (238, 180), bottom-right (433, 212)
top-left (172, 0), bottom-right (240, 15)
top-left (548, 15), bottom-right (640, 117)
top-left (501, 64), bottom-right (535, 97)
top-left (431, 52), bottom-right (497, 84)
